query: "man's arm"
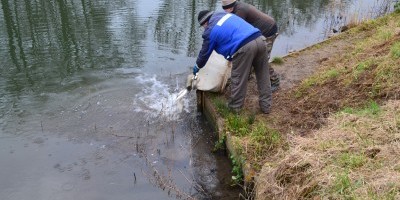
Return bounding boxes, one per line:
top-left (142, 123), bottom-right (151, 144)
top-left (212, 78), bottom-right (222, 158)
top-left (196, 34), bottom-right (213, 68)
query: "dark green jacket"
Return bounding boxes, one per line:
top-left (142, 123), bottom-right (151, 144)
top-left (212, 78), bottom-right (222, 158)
top-left (232, 1), bottom-right (277, 37)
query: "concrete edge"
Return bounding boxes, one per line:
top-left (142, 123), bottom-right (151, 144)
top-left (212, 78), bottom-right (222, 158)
top-left (199, 91), bottom-right (256, 183)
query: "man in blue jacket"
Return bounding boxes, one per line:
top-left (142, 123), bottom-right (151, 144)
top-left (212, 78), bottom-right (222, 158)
top-left (193, 10), bottom-right (272, 114)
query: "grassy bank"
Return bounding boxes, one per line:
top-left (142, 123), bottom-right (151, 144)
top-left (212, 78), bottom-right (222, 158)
top-left (211, 10), bottom-right (400, 199)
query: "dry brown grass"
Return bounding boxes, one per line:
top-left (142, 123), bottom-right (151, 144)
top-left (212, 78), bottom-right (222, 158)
top-left (251, 12), bottom-right (400, 199)
top-left (256, 100), bottom-right (400, 199)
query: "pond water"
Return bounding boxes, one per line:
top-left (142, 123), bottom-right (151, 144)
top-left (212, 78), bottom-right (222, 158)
top-left (0, 0), bottom-right (394, 199)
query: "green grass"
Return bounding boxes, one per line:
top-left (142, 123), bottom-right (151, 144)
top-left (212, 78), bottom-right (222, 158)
top-left (332, 171), bottom-right (354, 197)
top-left (341, 100), bottom-right (381, 117)
top-left (271, 57), bottom-right (284, 64)
top-left (302, 76), bottom-right (319, 88)
top-left (357, 19), bottom-right (378, 32)
top-left (336, 152), bottom-right (367, 169)
top-left (250, 122), bottom-right (281, 158)
top-left (227, 114), bottom-right (250, 137)
top-left (212, 96), bottom-right (284, 175)
top-left (373, 67), bottom-right (397, 93)
top-left (391, 41), bottom-right (400, 58)
top-left (377, 27), bottom-right (393, 42)
top-left (328, 171), bottom-right (365, 199)
top-left (352, 59), bottom-right (377, 80)
top-left (247, 113), bottom-right (256, 125)
top-left (323, 69), bottom-right (340, 79)
top-left (295, 14), bottom-right (400, 98)
top-left (356, 62), bottom-right (368, 71)
top-left (213, 134), bottom-right (226, 152)
top-left (213, 97), bottom-right (230, 117)
top-left (373, 58), bottom-right (399, 97)
top-left (295, 76), bottom-right (318, 97)
top-left (250, 122), bottom-right (281, 146)
top-left (295, 68), bottom-right (341, 97)
top-left (230, 155), bottom-right (244, 184)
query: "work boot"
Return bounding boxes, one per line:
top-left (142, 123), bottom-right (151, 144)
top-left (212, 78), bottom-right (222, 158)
top-left (230, 107), bottom-right (241, 114)
top-left (261, 107), bottom-right (271, 114)
top-left (269, 67), bottom-right (280, 92)
top-left (271, 78), bottom-right (280, 93)
top-left (226, 102), bottom-right (241, 114)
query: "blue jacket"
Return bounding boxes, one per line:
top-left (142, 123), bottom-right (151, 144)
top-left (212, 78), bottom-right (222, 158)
top-left (196, 12), bottom-right (261, 68)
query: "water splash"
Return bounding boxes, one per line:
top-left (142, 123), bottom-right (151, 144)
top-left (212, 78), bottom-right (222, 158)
top-left (176, 89), bottom-right (188, 102)
top-left (132, 75), bottom-right (189, 120)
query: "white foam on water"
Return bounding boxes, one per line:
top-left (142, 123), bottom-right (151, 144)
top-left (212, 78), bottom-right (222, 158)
top-left (132, 75), bottom-right (190, 120)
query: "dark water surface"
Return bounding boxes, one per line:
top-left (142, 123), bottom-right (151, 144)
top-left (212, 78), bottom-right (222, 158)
top-left (0, 0), bottom-right (394, 199)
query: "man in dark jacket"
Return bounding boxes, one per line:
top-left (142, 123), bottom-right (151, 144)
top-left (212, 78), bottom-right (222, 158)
top-left (221, 0), bottom-right (280, 92)
top-left (193, 10), bottom-right (272, 114)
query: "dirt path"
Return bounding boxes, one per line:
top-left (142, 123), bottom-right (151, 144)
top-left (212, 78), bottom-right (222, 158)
top-left (272, 38), bottom-right (350, 90)
top-left (242, 30), bottom-right (373, 135)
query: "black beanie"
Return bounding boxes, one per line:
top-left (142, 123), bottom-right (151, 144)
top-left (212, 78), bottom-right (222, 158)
top-left (198, 10), bottom-right (214, 26)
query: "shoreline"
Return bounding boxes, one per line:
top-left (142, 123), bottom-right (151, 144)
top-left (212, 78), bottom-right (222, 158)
top-left (198, 10), bottom-right (400, 199)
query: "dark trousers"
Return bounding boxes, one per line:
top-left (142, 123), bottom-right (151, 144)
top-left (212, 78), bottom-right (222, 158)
top-left (229, 36), bottom-right (272, 112)
top-left (265, 33), bottom-right (279, 84)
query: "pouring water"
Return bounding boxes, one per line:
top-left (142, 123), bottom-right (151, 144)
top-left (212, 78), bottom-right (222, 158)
top-left (176, 89), bottom-right (188, 101)
top-left (176, 73), bottom-right (196, 101)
